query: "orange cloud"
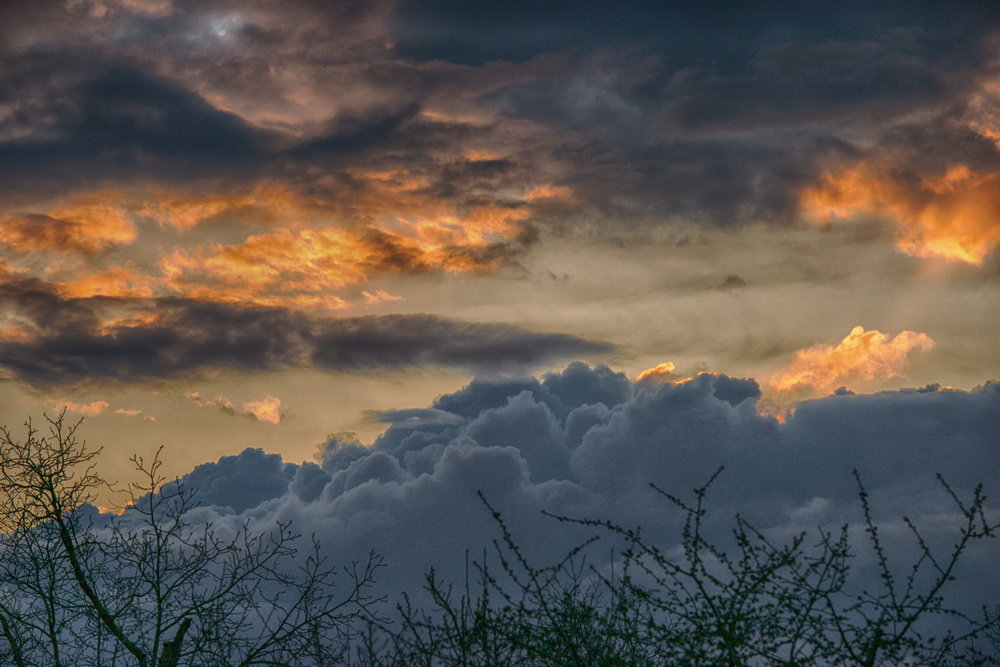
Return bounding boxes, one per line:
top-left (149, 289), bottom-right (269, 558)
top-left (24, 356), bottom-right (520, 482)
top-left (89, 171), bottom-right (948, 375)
top-left (770, 326), bottom-right (934, 396)
top-left (58, 266), bottom-right (157, 299)
top-left (138, 183), bottom-right (312, 231)
top-left (636, 361), bottom-right (676, 383)
top-left (52, 399), bottom-right (110, 416)
top-left (362, 289), bottom-right (403, 304)
top-left (243, 395), bottom-right (282, 424)
top-left (0, 193), bottom-right (136, 254)
top-left (803, 167), bottom-right (1000, 264)
top-left (161, 219), bottom-right (526, 310)
top-left (802, 162), bottom-right (1000, 264)
top-left (188, 391), bottom-right (282, 424)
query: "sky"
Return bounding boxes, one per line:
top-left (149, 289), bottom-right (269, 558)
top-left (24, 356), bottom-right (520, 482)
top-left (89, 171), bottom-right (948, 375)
top-left (1, 0), bottom-right (999, 621)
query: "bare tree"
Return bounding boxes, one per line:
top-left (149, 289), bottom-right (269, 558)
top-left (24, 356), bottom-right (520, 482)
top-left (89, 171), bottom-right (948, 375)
top-left (365, 469), bottom-right (999, 666)
top-left (0, 411), bottom-right (383, 666)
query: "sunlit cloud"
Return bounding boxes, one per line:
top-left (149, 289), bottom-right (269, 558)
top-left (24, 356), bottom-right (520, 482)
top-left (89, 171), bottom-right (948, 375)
top-left (362, 289), bottom-right (403, 304)
top-left (114, 407), bottom-right (156, 421)
top-left (161, 219), bottom-right (526, 311)
top-left (243, 395), bottom-right (282, 424)
top-left (138, 183), bottom-right (314, 231)
top-left (635, 361), bottom-right (676, 383)
top-left (770, 326), bottom-right (934, 396)
top-left (802, 162), bottom-right (1000, 265)
top-left (188, 391), bottom-right (282, 424)
top-left (0, 193), bottom-right (136, 255)
top-left (58, 266), bottom-right (157, 299)
top-left (52, 398), bottom-right (110, 416)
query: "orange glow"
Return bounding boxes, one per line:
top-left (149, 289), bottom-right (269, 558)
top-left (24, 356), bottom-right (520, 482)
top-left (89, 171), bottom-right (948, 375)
top-left (243, 395), bottom-right (282, 424)
top-left (802, 162), bottom-right (1000, 264)
top-left (635, 361), bottom-right (676, 383)
top-left (0, 322), bottom-right (34, 342)
top-left (0, 193), bottom-right (136, 254)
top-left (114, 408), bottom-right (142, 417)
top-left (525, 185), bottom-right (574, 202)
top-left (770, 326), bottom-right (934, 396)
top-left (139, 183), bottom-right (313, 231)
top-left (52, 399), bottom-right (110, 416)
top-left (59, 266), bottom-right (157, 299)
top-left (161, 214), bottom-right (526, 310)
top-left (362, 289), bottom-right (403, 304)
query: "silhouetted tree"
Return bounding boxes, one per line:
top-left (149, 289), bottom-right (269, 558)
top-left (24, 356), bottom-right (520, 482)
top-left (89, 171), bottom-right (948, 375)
top-left (0, 412), bottom-right (382, 666)
top-left (363, 469), bottom-right (999, 666)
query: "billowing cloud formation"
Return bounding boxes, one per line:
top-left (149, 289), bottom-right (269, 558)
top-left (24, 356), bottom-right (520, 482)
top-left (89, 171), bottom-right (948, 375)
top-left (770, 326), bottom-right (934, 396)
top-left (140, 363), bottom-right (999, 622)
top-left (0, 279), bottom-right (610, 388)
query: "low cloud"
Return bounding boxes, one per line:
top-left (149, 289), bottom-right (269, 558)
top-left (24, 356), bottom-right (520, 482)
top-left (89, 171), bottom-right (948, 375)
top-left (131, 363), bottom-right (999, 626)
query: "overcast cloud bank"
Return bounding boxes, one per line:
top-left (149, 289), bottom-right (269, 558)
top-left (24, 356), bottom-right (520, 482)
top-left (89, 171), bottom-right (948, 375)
top-left (136, 363), bottom-right (999, 628)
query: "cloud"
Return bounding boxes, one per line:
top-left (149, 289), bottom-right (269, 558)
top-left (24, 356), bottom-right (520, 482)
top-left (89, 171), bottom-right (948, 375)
top-left (188, 391), bottom-right (281, 424)
top-left (770, 326), bottom-right (934, 397)
top-left (0, 192), bottom-right (137, 255)
top-left (114, 407), bottom-right (155, 421)
top-left (133, 363), bottom-right (999, 626)
top-left (802, 162), bottom-right (1000, 264)
top-left (242, 395), bottom-right (282, 424)
top-left (0, 282), bottom-right (611, 388)
top-left (160, 223), bottom-right (530, 311)
top-left (52, 398), bottom-right (110, 416)
top-left (635, 361), bottom-right (675, 383)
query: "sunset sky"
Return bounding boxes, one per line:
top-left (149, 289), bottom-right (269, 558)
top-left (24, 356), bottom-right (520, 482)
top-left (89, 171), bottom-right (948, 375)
top-left (1, 1), bottom-right (999, 610)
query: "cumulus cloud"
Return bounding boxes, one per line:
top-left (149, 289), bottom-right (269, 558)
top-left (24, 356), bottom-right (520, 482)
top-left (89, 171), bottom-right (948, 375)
top-left (133, 363), bottom-right (999, 625)
top-left (770, 326), bottom-right (935, 397)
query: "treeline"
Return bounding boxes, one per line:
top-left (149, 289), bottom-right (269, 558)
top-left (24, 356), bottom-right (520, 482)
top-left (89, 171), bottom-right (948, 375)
top-left (0, 414), bottom-right (997, 665)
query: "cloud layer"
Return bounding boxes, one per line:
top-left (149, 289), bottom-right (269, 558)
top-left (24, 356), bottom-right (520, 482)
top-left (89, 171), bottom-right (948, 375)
top-left (0, 276), bottom-right (610, 388)
top-left (138, 363), bottom-right (999, 627)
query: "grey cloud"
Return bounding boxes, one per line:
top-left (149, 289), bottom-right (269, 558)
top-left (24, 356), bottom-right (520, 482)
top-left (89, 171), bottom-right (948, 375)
top-left (145, 363), bottom-right (999, 628)
top-left (0, 286), bottom-right (611, 388)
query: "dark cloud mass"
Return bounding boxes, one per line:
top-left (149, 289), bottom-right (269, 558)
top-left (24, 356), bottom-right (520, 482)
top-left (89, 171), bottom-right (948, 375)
top-left (143, 364), bottom-right (999, 633)
top-left (0, 283), bottom-right (610, 388)
top-left (1, 0), bottom-right (997, 230)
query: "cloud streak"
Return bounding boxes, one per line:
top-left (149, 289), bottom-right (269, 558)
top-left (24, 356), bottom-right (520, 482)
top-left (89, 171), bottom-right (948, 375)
top-left (0, 281), bottom-right (611, 388)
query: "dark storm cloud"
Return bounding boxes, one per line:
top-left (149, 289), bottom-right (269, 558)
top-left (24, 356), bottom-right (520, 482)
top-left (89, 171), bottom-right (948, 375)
top-left (0, 284), bottom-right (610, 388)
top-left (143, 364), bottom-right (999, 626)
top-left (2, 1), bottom-right (994, 228)
top-left (0, 63), bottom-right (273, 202)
